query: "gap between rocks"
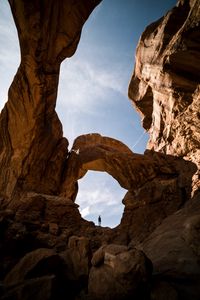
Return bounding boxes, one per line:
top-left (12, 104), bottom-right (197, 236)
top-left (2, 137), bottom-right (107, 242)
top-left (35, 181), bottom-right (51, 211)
top-left (75, 171), bottom-right (127, 228)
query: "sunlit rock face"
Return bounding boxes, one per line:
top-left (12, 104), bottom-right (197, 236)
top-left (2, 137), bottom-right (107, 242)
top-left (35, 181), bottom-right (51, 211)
top-left (61, 133), bottom-right (196, 245)
top-left (0, 0), bottom-right (200, 299)
top-left (127, 1), bottom-right (200, 298)
top-left (0, 0), bottom-right (101, 200)
top-left (60, 133), bottom-right (157, 200)
top-left (129, 0), bottom-right (200, 191)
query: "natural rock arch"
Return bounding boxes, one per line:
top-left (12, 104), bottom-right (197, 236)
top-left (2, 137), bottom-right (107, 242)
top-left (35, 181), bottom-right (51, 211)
top-left (0, 1), bottom-right (200, 299)
top-left (60, 133), bottom-right (197, 243)
top-left (60, 133), bottom-right (158, 201)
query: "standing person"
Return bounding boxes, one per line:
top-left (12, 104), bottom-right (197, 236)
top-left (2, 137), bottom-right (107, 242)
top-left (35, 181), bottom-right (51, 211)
top-left (98, 215), bottom-right (101, 226)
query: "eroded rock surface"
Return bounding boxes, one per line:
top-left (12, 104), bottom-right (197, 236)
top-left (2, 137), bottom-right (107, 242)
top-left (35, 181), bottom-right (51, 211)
top-left (61, 133), bottom-right (197, 244)
top-left (0, 0), bottom-right (200, 299)
top-left (129, 0), bottom-right (200, 191)
top-left (61, 133), bottom-right (158, 200)
top-left (127, 2), bottom-right (200, 297)
top-left (0, 0), bottom-right (101, 200)
top-left (141, 194), bottom-right (200, 300)
top-left (88, 244), bottom-right (152, 300)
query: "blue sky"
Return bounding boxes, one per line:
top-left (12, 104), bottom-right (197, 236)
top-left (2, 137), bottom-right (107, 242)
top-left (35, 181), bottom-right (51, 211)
top-left (0, 0), bottom-right (176, 228)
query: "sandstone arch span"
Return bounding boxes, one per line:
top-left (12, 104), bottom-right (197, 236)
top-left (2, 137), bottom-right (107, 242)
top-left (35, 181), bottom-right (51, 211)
top-left (61, 133), bottom-right (159, 201)
top-left (60, 133), bottom-right (196, 239)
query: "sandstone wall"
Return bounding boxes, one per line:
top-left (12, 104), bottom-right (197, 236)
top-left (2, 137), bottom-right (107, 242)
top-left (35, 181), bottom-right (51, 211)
top-left (129, 0), bottom-right (200, 192)
top-left (0, 0), bottom-right (101, 200)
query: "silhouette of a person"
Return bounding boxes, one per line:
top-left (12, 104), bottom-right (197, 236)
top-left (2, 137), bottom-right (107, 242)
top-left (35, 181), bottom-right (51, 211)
top-left (98, 215), bottom-right (101, 226)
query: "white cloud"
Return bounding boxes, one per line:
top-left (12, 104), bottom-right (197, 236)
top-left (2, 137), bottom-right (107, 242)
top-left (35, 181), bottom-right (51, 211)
top-left (76, 171), bottom-right (127, 228)
top-left (0, 2), bottom-right (20, 111)
top-left (58, 57), bottom-right (127, 114)
top-left (80, 206), bottom-right (90, 218)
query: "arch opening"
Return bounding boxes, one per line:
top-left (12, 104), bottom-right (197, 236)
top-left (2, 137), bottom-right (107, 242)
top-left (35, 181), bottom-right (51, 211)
top-left (56, 0), bottom-right (149, 153)
top-left (76, 171), bottom-right (127, 229)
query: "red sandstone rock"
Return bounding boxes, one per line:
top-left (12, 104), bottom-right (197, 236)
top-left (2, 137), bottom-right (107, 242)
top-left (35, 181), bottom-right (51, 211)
top-left (0, 0), bottom-right (200, 299)
top-left (60, 133), bottom-right (158, 200)
top-left (0, 0), bottom-right (101, 200)
top-left (61, 134), bottom-right (196, 244)
top-left (129, 0), bottom-right (200, 192)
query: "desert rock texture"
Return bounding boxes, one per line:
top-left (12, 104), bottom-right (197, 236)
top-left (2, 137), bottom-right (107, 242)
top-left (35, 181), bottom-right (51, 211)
top-left (0, 0), bottom-right (101, 200)
top-left (0, 0), bottom-right (200, 299)
top-left (129, 0), bottom-right (200, 192)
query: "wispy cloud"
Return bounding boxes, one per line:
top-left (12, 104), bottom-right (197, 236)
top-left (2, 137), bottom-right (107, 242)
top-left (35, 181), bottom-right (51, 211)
top-left (58, 58), bottom-right (127, 114)
top-left (80, 206), bottom-right (90, 218)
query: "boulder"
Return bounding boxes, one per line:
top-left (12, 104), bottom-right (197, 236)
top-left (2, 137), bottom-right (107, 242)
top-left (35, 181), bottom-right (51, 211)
top-left (88, 244), bottom-right (152, 300)
top-left (67, 236), bottom-right (91, 279)
top-left (2, 248), bottom-right (82, 299)
top-left (1, 275), bottom-right (55, 300)
top-left (4, 248), bottom-right (62, 286)
top-left (14, 193), bottom-right (82, 230)
top-left (142, 194), bottom-right (200, 300)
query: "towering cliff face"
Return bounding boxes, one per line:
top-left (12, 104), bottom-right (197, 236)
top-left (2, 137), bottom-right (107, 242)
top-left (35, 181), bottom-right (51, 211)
top-left (127, 1), bottom-right (200, 298)
top-left (129, 0), bottom-right (200, 191)
top-left (0, 0), bottom-right (101, 200)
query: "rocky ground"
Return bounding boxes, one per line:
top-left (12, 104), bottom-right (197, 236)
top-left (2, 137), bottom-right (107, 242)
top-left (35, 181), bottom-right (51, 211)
top-left (0, 0), bottom-right (199, 299)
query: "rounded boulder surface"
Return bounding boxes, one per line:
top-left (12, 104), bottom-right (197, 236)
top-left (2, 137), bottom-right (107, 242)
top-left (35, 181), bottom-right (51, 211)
top-left (88, 244), bottom-right (152, 300)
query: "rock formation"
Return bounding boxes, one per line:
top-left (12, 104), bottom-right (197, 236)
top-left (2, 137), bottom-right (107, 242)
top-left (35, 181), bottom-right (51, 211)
top-left (61, 133), bottom-right (196, 245)
top-left (0, 0), bottom-right (101, 201)
top-left (88, 244), bottom-right (152, 300)
top-left (60, 133), bottom-right (157, 200)
top-left (129, 0), bottom-right (200, 192)
top-left (0, 0), bottom-right (200, 299)
top-left (127, 0), bottom-right (200, 298)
